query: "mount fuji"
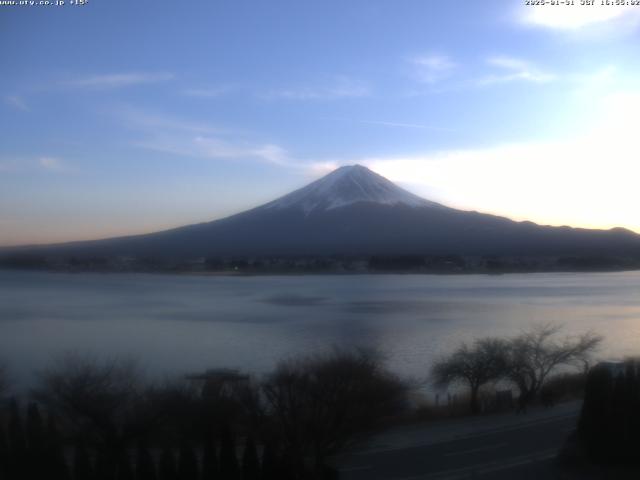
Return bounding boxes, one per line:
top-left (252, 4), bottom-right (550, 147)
top-left (3, 165), bottom-right (640, 262)
top-left (261, 164), bottom-right (441, 213)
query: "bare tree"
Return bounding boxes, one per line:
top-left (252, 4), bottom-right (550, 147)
top-left (505, 324), bottom-right (602, 411)
top-left (32, 353), bottom-right (162, 473)
top-left (431, 338), bottom-right (508, 414)
top-left (262, 348), bottom-right (408, 476)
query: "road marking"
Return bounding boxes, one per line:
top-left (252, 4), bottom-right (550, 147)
top-left (443, 442), bottom-right (508, 457)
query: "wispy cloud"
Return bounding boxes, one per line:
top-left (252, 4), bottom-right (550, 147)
top-left (408, 54), bottom-right (457, 84)
top-left (148, 135), bottom-right (249, 159)
top-left (305, 161), bottom-right (342, 176)
top-left (477, 56), bottom-right (555, 86)
top-left (137, 134), bottom-right (302, 168)
top-left (328, 117), bottom-right (454, 132)
top-left (119, 107), bottom-right (344, 175)
top-left (406, 54), bottom-right (555, 94)
top-left (119, 106), bottom-right (296, 167)
top-left (358, 119), bottom-right (454, 132)
top-left (38, 157), bottom-right (72, 172)
top-left (118, 106), bottom-right (223, 135)
top-left (67, 72), bottom-right (174, 89)
top-left (182, 86), bottom-right (233, 98)
top-left (4, 94), bottom-right (29, 111)
top-left (251, 144), bottom-right (292, 166)
top-left (262, 76), bottom-right (370, 100)
top-left (520, 4), bottom-right (640, 30)
top-left (0, 157), bottom-right (73, 174)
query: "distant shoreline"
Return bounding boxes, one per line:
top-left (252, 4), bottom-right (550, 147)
top-left (2, 265), bottom-right (640, 277)
top-left (2, 250), bottom-right (640, 276)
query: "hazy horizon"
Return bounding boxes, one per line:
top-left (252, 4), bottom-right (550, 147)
top-left (2, 163), bottom-right (638, 249)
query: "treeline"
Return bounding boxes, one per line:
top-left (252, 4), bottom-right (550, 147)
top-left (0, 398), bottom-right (279, 480)
top-left (0, 326), bottom-right (605, 479)
top-left (3, 253), bottom-right (640, 274)
top-left (431, 324), bottom-right (602, 414)
top-left (0, 349), bottom-right (407, 480)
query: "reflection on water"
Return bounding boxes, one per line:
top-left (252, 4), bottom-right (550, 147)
top-left (1, 270), bottom-right (639, 389)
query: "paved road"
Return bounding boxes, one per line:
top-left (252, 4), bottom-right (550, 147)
top-left (338, 403), bottom-right (581, 480)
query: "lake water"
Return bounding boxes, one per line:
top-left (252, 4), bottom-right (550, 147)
top-left (1, 270), bottom-right (640, 389)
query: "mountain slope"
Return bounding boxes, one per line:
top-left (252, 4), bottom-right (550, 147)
top-left (3, 165), bottom-right (640, 260)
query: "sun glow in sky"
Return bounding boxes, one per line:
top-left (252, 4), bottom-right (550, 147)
top-left (368, 91), bottom-right (640, 232)
top-left (1, 0), bottom-right (640, 245)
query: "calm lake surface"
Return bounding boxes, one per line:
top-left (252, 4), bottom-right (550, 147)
top-left (1, 270), bottom-right (640, 389)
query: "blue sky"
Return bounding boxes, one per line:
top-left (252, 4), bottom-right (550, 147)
top-left (2, 0), bottom-right (640, 245)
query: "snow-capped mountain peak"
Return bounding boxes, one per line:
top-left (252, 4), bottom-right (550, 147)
top-left (263, 164), bottom-right (442, 214)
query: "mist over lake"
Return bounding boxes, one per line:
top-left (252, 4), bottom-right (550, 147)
top-left (1, 269), bottom-right (639, 389)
